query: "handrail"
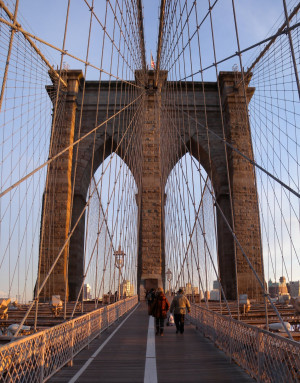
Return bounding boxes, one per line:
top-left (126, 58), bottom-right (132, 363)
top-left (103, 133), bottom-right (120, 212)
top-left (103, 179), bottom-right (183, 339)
top-left (0, 296), bottom-right (138, 382)
top-left (188, 303), bottom-right (300, 382)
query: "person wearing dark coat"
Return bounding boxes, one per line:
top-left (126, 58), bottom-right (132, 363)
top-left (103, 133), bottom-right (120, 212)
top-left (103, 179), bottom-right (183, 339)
top-left (146, 288), bottom-right (155, 315)
top-left (151, 287), bottom-right (170, 336)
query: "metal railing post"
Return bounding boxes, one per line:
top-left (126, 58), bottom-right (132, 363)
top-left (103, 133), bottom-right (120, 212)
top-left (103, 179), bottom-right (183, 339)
top-left (40, 334), bottom-right (45, 383)
top-left (68, 321), bottom-right (74, 367)
top-left (0, 295), bottom-right (140, 381)
top-left (200, 309), bottom-right (204, 336)
top-left (87, 314), bottom-right (91, 349)
top-left (188, 303), bottom-right (300, 381)
top-left (213, 314), bottom-right (217, 344)
top-left (105, 305), bottom-right (109, 330)
top-left (229, 319), bottom-right (232, 363)
top-left (98, 308), bottom-right (102, 337)
top-left (257, 330), bottom-right (264, 382)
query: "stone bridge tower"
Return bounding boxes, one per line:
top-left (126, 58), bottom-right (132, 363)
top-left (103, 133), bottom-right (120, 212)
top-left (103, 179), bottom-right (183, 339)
top-left (39, 69), bottom-right (263, 302)
top-left (136, 70), bottom-right (168, 295)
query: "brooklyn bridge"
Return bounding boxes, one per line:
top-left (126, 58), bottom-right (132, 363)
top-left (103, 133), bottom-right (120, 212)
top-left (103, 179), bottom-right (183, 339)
top-left (0, 0), bottom-right (299, 381)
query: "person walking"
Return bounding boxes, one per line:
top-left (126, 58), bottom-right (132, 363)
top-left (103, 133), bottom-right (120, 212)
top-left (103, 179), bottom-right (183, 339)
top-left (170, 288), bottom-right (191, 334)
top-left (151, 287), bottom-right (170, 336)
top-left (146, 288), bottom-right (155, 315)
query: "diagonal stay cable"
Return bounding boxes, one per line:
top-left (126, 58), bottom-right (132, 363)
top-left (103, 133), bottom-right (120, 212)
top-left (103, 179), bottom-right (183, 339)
top-left (175, 115), bottom-right (294, 339)
top-left (189, 146), bottom-right (294, 339)
top-left (0, 17), bottom-right (144, 90)
top-left (180, 110), bottom-right (300, 199)
top-left (0, 0), bottom-right (19, 112)
top-left (82, 0), bottom-right (145, 87)
top-left (171, 170), bottom-right (232, 317)
top-left (178, 22), bottom-right (300, 82)
top-left (13, 96), bottom-right (144, 337)
top-left (246, 2), bottom-right (300, 84)
top-left (0, 0), bottom-right (67, 87)
top-left (0, 92), bottom-right (145, 199)
top-left (155, 0), bottom-right (167, 87)
top-left (163, 98), bottom-right (294, 338)
top-left (70, 122), bottom-right (140, 318)
top-left (161, 99), bottom-right (231, 314)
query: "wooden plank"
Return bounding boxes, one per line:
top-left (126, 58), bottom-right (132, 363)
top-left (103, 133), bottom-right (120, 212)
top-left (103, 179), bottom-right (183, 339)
top-left (49, 303), bottom-right (148, 382)
top-left (49, 303), bottom-right (254, 382)
top-left (156, 320), bottom-right (254, 382)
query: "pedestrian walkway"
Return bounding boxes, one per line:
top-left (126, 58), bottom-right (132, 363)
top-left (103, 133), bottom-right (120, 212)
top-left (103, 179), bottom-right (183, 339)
top-left (49, 302), bottom-right (254, 382)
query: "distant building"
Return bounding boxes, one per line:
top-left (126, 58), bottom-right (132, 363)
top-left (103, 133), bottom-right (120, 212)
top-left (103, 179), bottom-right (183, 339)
top-left (210, 289), bottom-right (220, 301)
top-left (83, 284), bottom-right (92, 300)
top-left (288, 281), bottom-right (300, 297)
top-left (185, 283), bottom-right (192, 294)
top-left (268, 279), bottom-right (279, 298)
top-left (213, 280), bottom-right (220, 290)
top-left (185, 283), bottom-right (199, 295)
top-left (122, 280), bottom-right (134, 297)
top-left (279, 276), bottom-right (288, 295)
top-left (192, 286), bottom-right (199, 295)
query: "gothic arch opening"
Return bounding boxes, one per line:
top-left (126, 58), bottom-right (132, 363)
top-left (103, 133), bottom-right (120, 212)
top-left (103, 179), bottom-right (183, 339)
top-left (68, 153), bottom-right (138, 301)
top-left (164, 153), bottom-right (219, 300)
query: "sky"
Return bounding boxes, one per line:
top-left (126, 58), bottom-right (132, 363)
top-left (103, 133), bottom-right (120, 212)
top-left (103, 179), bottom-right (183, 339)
top-left (0, 0), bottom-right (299, 300)
top-left (14, 0), bottom-right (293, 78)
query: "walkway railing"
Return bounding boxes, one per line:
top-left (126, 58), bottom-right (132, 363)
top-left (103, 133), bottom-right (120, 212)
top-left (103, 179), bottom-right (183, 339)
top-left (0, 296), bottom-right (138, 382)
top-left (189, 303), bottom-right (300, 382)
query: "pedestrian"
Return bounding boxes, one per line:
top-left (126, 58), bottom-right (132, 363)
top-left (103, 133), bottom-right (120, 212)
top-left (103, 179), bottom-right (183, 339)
top-left (170, 288), bottom-right (191, 334)
top-left (151, 287), bottom-right (170, 336)
top-left (146, 288), bottom-right (155, 315)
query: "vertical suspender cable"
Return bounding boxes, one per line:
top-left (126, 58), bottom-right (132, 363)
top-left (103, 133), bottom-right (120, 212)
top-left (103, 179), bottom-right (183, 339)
top-left (281, 0), bottom-right (300, 99)
top-left (0, 0), bottom-right (19, 112)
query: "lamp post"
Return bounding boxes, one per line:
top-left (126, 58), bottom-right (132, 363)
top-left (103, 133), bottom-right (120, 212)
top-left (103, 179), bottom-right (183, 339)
top-left (114, 245), bottom-right (126, 301)
top-left (166, 268), bottom-right (172, 295)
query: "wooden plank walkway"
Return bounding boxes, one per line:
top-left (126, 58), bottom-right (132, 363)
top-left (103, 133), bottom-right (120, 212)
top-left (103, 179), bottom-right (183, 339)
top-left (49, 302), bottom-right (254, 382)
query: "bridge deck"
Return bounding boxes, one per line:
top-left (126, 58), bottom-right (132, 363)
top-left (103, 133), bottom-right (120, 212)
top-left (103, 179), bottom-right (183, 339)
top-left (49, 303), bottom-right (254, 383)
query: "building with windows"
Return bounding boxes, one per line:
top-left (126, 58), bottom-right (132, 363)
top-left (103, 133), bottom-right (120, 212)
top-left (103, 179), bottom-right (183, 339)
top-left (288, 281), bottom-right (300, 297)
top-left (184, 283), bottom-right (199, 295)
top-left (279, 276), bottom-right (288, 294)
top-left (83, 284), bottom-right (92, 300)
top-left (268, 279), bottom-right (279, 298)
top-left (185, 283), bottom-right (192, 294)
top-left (213, 280), bottom-right (220, 290)
top-left (122, 280), bottom-right (134, 297)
